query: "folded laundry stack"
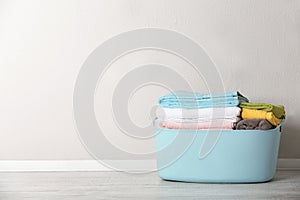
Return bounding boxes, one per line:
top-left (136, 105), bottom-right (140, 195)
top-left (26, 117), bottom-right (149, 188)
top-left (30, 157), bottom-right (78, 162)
top-left (236, 102), bottom-right (285, 130)
top-left (157, 91), bottom-right (249, 130)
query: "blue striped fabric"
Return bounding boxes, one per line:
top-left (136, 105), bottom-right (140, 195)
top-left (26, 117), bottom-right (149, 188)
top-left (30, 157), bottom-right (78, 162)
top-left (158, 91), bottom-right (249, 109)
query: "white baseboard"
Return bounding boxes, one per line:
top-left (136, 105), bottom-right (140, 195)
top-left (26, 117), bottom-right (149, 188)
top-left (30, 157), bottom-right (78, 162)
top-left (0, 160), bottom-right (157, 172)
top-left (277, 159), bottom-right (300, 170)
top-left (0, 160), bottom-right (109, 172)
top-left (0, 159), bottom-right (299, 172)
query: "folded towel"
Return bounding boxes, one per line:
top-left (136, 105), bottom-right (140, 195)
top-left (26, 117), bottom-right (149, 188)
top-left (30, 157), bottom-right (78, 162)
top-left (156, 107), bottom-right (241, 121)
top-left (158, 91), bottom-right (249, 109)
top-left (235, 119), bottom-right (274, 130)
top-left (159, 118), bottom-right (241, 123)
top-left (239, 102), bottom-right (285, 119)
top-left (159, 120), bottom-right (234, 130)
top-left (241, 108), bottom-right (282, 126)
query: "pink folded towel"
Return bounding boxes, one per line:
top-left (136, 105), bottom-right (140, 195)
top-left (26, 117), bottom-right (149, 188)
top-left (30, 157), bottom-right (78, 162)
top-left (159, 120), bottom-right (234, 130)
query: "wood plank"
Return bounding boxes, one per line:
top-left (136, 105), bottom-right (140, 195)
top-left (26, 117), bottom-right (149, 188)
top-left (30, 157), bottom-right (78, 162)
top-left (0, 170), bottom-right (299, 199)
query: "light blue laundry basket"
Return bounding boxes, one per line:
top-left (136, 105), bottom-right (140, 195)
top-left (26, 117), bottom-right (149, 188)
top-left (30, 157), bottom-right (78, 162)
top-left (155, 124), bottom-right (282, 183)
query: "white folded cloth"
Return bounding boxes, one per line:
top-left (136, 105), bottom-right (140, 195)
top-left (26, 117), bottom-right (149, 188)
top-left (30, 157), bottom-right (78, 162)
top-left (156, 107), bottom-right (241, 122)
top-left (156, 118), bottom-right (241, 123)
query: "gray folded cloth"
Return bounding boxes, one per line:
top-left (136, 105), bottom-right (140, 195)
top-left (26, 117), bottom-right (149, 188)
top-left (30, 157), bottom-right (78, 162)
top-left (236, 119), bottom-right (274, 130)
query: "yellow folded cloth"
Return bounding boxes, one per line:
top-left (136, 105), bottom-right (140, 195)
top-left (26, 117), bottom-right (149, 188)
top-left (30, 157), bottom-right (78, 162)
top-left (241, 108), bottom-right (282, 126)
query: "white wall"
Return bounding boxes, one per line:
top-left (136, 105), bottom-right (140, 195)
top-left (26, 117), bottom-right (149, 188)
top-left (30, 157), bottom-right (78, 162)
top-left (0, 0), bottom-right (299, 160)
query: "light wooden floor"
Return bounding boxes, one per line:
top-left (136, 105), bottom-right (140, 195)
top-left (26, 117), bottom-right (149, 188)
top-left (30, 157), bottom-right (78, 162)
top-left (0, 170), bottom-right (299, 199)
